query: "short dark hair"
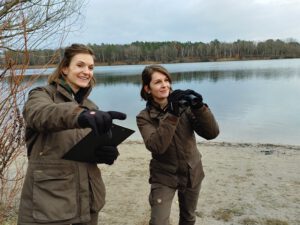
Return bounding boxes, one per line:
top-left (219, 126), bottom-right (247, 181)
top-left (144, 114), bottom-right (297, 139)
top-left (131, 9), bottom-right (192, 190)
top-left (140, 64), bottom-right (172, 101)
top-left (48, 44), bottom-right (96, 86)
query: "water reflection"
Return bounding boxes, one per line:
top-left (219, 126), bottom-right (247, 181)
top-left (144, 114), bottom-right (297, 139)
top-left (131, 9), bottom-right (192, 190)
top-left (6, 58), bottom-right (300, 86)
top-left (8, 67), bottom-right (299, 88)
top-left (93, 68), bottom-right (298, 86)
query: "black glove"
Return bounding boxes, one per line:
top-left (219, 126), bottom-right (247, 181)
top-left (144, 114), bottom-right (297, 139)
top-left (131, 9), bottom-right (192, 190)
top-left (107, 111), bottom-right (127, 120)
top-left (95, 146), bottom-right (119, 165)
top-left (78, 110), bottom-right (112, 136)
top-left (167, 89), bottom-right (186, 116)
top-left (183, 89), bottom-right (203, 109)
top-left (78, 110), bottom-right (127, 136)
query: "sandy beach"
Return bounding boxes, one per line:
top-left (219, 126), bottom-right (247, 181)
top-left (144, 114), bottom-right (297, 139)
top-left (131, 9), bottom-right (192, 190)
top-left (98, 141), bottom-right (300, 225)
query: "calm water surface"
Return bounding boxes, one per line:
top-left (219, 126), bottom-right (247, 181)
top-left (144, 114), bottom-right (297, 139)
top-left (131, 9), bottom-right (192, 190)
top-left (29, 59), bottom-right (300, 145)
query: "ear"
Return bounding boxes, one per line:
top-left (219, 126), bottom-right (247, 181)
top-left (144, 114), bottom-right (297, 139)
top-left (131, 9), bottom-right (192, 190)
top-left (62, 67), bottom-right (69, 75)
top-left (144, 85), bottom-right (150, 94)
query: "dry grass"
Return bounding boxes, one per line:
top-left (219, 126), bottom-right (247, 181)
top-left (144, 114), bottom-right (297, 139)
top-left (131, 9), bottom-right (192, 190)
top-left (0, 203), bottom-right (18, 225)
top-left (264, 219), bottom-right (289, 225)
top-left (240, 218), bottom-right (259, 225)
top-left (239, 217), bottom-right (290, 225)
top-left (211, 207), bottom-right (243, 222)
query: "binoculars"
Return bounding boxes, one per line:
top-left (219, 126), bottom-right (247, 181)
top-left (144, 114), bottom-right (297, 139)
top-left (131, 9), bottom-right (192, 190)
top-left (179, 94), bottom-right (201, 107)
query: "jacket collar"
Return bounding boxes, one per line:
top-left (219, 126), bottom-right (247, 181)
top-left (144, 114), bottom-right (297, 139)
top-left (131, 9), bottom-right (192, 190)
top-left (57, 76), bottom-right (74, 94)
top-left (146, 100), bottom-right (166, 119)
top-left (52, 77), bottom-right (92, 104)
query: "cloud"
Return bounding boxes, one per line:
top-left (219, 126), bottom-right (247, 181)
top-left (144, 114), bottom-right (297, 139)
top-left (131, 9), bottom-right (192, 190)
top-left (65, 0), bottom-right (300, 45)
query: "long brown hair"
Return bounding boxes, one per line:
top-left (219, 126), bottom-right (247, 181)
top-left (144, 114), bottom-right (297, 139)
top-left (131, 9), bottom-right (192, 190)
top-left (140, 64), bottom-right (172, 101)
top-left (48, 44), bottom-right (96, 86)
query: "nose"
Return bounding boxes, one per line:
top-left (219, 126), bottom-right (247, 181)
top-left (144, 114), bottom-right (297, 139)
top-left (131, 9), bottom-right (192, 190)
top-left (82, 66), bottom-right (90, 74)
top-left (162, 80), bottom-right (169, 87)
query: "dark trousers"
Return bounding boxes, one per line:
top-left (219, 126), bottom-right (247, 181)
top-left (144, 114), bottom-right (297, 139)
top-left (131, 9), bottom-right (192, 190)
top-left (149, 182), bottom-right (201, 225)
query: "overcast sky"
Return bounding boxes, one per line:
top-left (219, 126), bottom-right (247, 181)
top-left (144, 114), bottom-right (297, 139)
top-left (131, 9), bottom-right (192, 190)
top-left (64, 0), bottom-right (300, 45)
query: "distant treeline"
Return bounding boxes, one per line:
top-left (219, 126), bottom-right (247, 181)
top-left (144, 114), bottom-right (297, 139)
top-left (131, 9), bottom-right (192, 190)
top-left (5, 39), bottom-right (300, 66)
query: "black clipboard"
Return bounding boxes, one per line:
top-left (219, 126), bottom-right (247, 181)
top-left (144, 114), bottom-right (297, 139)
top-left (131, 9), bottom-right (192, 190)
top-left (62, 124), bottom-right (135, 163)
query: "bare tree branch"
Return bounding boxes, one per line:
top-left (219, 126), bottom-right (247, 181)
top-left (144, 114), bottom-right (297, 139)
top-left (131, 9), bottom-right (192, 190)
top-left (0, 0), bottom-right (87, 222)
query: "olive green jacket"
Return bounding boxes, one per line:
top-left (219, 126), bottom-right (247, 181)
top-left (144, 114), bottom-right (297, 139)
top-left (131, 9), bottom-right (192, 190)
top-left (18, 83), bottom-right (106, 225)
top-left (136, 103), bottom-right (219, 189)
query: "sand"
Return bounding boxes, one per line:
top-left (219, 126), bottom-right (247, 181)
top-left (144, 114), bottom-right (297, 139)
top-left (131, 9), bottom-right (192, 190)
top-left (98, 141), bottom-right (300, 225)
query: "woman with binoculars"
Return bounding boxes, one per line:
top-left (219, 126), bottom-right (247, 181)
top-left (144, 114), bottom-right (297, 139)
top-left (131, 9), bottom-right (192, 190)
top-left (136, 64), bottom-right (219, 225)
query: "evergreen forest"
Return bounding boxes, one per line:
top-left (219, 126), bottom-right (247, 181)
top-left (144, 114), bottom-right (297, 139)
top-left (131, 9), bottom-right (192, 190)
top-left (4, 39), bottom-right (300, 66)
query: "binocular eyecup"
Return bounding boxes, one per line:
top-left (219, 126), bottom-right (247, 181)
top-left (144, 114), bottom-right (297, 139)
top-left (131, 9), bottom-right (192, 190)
top-left (178, 94), bottom-right (201, 107)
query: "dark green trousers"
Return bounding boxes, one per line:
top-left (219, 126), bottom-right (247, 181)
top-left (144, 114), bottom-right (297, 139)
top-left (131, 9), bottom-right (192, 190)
top-left (149, 182), bottom-right (201, 225)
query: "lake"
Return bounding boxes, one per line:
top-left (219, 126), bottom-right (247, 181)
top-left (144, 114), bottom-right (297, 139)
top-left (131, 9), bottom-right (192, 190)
top-left (25, 59), bottom-right (300, 145)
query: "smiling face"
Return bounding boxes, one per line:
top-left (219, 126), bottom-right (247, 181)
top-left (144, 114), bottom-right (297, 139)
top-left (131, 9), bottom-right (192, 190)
top-left (145, 71), bottom-right (171, 106)
top-left (62, 53), bottom-right (94, 93)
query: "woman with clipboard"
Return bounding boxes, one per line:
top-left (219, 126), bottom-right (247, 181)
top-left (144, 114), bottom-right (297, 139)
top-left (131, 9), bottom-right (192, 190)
top-left (18, 44), bottom-right (126, 225)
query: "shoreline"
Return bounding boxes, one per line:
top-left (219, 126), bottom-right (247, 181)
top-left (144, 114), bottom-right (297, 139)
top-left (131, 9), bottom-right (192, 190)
top-left (10, 57), bottom-right (300, 70)
top-left (125, 140), bottom-right (300, 150)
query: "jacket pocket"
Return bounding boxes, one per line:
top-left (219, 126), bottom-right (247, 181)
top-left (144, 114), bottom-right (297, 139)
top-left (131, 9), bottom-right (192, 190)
top-left (189, 160), bottom-right (205, 188)
top-left (149, 159), bottom-right (178, 187)
top-left (32, 167), bottom-right (78, 222)
top-left (88, 165), bottom-right (106, 212)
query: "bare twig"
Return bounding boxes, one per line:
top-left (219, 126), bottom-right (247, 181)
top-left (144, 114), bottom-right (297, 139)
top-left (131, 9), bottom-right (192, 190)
top-left (0, 0), bottom-right (87, 223)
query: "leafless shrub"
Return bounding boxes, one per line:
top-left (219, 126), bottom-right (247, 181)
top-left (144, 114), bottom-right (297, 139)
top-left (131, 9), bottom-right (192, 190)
top-left (0, 0), bottom-right (87, 223)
